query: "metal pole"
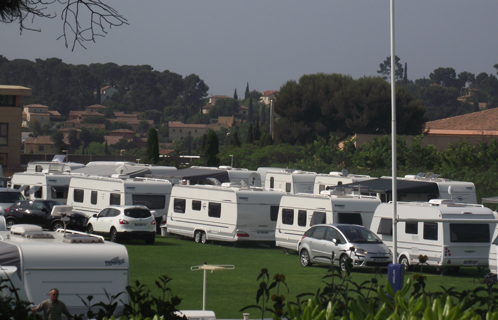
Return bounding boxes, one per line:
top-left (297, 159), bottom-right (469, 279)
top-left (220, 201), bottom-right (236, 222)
top-left (203, 269), bottom-right (206, 310)
top-left (390, 0), bottom-right (398, 260)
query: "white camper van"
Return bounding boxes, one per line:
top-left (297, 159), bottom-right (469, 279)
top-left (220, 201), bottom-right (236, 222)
top-left (0, 224), bottom-right (129, 315)
top-left (165, 183), bottom-right (285, 243)
top-left (265, 170), bottom-right (317, 194)
top-left (9, 172), bottom-right (73, 204)
top-left (275, 191), bottom-right (382, 251)
top-left (370, 199), bottom-right (496, 270)
top-left (67, 175), bottom-right (173, 219)
top-left (313, 171), bottom-right (372, 194)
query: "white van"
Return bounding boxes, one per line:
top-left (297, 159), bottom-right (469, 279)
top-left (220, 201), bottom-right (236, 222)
top-left (370, 199), bottom-right (496, 270)
top-left (265, 170), bottom-right (317, 194)
top-left (275, 191), bottom-right (381, 251)
top-left (0, 224), bottom-right (129, 315)
top-left (9, 172), bottom-right (72, 204)
top-left (165, 183), bottom-right (285, 243)
top-left (67, 175), bottom-right (172, 218)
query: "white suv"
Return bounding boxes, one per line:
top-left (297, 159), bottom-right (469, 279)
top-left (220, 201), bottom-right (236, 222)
top-left (87, 205), bottom-right (156, 244)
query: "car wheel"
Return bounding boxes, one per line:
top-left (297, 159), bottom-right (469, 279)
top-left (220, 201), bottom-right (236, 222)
top-left (87, 224), bottom-right (93, 234)
top-left (51, 221), bottom-right (64, 231)
top-left (145, 236), bottom-right (155, 245)
top-left (110, 228), bottom-right (119, 243)
top-left (300, 249), bottom-right (311, 267)
top-left (340, 254), bottom-right (349, 272)
top-left (5, 218), bottom-right (16, 229)
top-left (399, 255), bottom-right (410, 271)
top-left (200, 231), bottom-right (207, 244)
top-left (194, 231), bottom-right (201, 243)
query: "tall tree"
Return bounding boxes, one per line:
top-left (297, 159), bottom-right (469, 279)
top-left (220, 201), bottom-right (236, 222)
top-left (233, 88), bottom-right (238, 100)
top-left (246, 123), bottom-right (254, 144)
top-left (204, 130), bottom-right (220, 167)
top-left (377, 55), bottom-right (404, 81)
top-left (248, 98), bottom-right (254, 123)
top-left (146, 127), bottom-right (159, 164)
top-left (245, 82), bottom-right (250, 100)
top-left (51, 131), bottom-right (65, 152)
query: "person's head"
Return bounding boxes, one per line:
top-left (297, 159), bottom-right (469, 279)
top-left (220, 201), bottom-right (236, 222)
top-left (49, 288), bottom-right (59, 303)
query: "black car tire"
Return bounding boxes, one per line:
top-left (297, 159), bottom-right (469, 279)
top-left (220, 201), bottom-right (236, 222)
top-left (110, 228), bottom-right (119, 243)
top-left (87, 224), bottom-right (93, 234)
top-left (51, 221), bottom-right (64, 231)
top-left (300, 249), bottom-right (311, 267)
top-left (340, 254), bottom-right (349, 272)
top-left (5, 218), bottom-right (16, 229)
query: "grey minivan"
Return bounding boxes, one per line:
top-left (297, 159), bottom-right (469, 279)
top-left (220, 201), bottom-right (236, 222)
top-left (298, 224), bottom-right (392, 271)
top-left (0, 188), bottom-right (25, 215)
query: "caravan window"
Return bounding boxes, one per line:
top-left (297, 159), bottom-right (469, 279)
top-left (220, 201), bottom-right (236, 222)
top-left (423, 222), bottom-right (438, 240)
top-left (208, 202), bottom-right (221, 218)
top-left (282, 209), bottom-right (294, 225)
top-left (270, 206), bottom-right (279, 221)
top-left (285, 183), bottom-right (291, 193)
top-left (192, 200), bottom-right (201, 211)
top-left (34, 187), bottom-right (43, 199)
top-left (311, 211), bottom-right (326, 226)
top-left (338, 213), bottom-right (362, 225)
top-left (91, 191), bottom-right (98, 205)
top-left (450, 224), bottom-right (489, 243)
top-left (51, 186), bottom-right (68, 199)
top-left (132, 195), bottom-right (166, 210)
top-left (73, 189), bottom-right (84, 203)
top-left (173, 199), bottom-right (186, 213)
top-left (110, 193), bottom-right (121, 205)
top-left (298, 210), bottom-right (307, 227)
top-left (270, 177), bottom-right (274, 189)
top-left (405, 222), bottom-right (418, 234)
top-left (377, 218), bottom-right (392, 235)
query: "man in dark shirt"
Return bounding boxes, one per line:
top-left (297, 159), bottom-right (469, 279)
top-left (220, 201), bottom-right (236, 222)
top-left (32, 288), bottom-right (72, 320)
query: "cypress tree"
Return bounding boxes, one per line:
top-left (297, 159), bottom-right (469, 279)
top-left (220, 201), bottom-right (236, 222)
top-left (246, 123), bottom-right (253, 144)
top-left (146, 127), bottom-right (159, 164)
top-left (233, 88), bottom-right (238, 100)
top-left (254, 113), bottom-right (261, 141)
top-left (248, 98), bottom-right (253, 123)
top-left (204, 129), bottom-right (220, 167)
top-left (245, 82), bottom-right (250, 100)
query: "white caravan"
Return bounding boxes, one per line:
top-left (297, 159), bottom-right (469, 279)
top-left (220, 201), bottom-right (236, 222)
top-left (265, 170), bottom-right (317, 194)
top-left (370, 199), bottom-right (496, 270)
top-left (0, 224), bottom-right (129, 315)
top-left (482, 196), bottom-right (498, 274)
top-left (313, 170), bottom-right (373, 194)
top-left (165, 183), bottom-right (285, 243)
top-left (275, 190), bottom-right (381, 251)
top-left (175, 166), bottom-right (262, 187)
top-left (66, 175), bottom-right (173, 218)
top-left (9, 172), bottom-right (73, 204)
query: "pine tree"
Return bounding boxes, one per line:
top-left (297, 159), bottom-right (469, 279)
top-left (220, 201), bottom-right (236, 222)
top-left (146, 127), bottom-right (159, 164)
top-left (204, 130), bottom-right (220, 167)
top-left (233, 88), bottom-right (238, 100)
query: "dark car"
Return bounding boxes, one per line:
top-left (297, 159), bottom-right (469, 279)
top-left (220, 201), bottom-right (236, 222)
top-left (4, 200), bottom-right (88, 231)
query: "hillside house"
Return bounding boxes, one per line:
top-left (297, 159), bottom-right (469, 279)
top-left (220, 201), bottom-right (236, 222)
top-left (22, 104), bottom-right (51, 128)
top-left (260, 90), bottom-right (277, 106)
top-left (168, 121), bottom-right (207, 141)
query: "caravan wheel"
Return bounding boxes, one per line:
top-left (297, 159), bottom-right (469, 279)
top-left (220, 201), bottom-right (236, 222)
top-left (399, 255), bottom-right (410, 271)
top-left (194, 231), bottom-right (202, 243)
top-left (200, 232), bottom-right (207, 244)
top-left (5, 218), bottom-right (16, 229)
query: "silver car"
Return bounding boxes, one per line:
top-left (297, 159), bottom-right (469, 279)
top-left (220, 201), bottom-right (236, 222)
top-left (298, 224), bottom-right (392, 271)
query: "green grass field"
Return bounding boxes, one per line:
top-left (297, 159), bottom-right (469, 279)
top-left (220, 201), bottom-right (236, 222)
top-left (125, 236), bottom-right (489, 319)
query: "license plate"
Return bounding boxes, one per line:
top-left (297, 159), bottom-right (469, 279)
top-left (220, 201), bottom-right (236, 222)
top-left (257, 231), bottom-right (269, 234)
top-left (135, 223), bottom-right (146, 227)
top-left (463, 260), bottom-right (478, 265)
top-left (374, 258), bottom-right (388, 262)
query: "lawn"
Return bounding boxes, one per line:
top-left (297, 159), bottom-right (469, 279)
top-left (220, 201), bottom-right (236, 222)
top-left (125, 236), bottom-right (489, 319)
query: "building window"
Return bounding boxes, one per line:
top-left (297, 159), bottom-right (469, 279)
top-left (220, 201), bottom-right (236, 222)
top-left (38, 146), bottom-right (44, 151)
top-left (0, 123), bottom-right (8, 146)
top-left (0, 95), bottom-right (15, 106)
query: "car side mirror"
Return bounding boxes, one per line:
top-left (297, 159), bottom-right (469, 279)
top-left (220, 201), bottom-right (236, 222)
top-left (333, 238), bottom-right (340, 245)
top-left (93, 214), bottom-right (98, 218)
top-left (42, 208), bottom-right (48, 213)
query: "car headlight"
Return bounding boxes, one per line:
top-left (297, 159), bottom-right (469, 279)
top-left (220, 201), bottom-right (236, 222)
top-left (355, 248), bottom-right (367, 255)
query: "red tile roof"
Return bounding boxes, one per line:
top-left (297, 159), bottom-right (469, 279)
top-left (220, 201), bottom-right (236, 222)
top-left (25, 136), bottom-right (54, 145)
top-left (262, 90), bottom-right (277, 96)
top-left (425, 108), bottom-right (498, 136)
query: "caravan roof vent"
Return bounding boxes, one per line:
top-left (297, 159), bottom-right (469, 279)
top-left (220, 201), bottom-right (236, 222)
top-left (428, 199), bottom-right (453, 206)
top-left (23, 232), bottom-right (54, 239)
top-left (10, 224), bottom-right (43, 236)
top-left (63, 234), bottom-right (104, 244)
top-left (328, 172), bottom-right (344, 177)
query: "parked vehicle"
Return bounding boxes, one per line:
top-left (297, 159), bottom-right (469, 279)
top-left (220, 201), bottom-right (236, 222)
top-left (0, 188), bottom-right (25, 215)
top-left (275, 190), bottom-right (381, 251)
top-left (165, 183), bottom-right (285, 243)
top-left (9, 171), bottom-right (72, 204)
top-left (370, 199), bottom-right (496, 270)
top-left (0, 224), bottom-right (129, 316)
top-left (264, 170), bottom-right (317, 194)
top-left (313, 170), bottom-right (372, 194)
top-left (87, 205), bottom-right (156, 244)
top-left (298, 224), bottom-right (392, 271)
top-left (3, 200), bottom-right (87, 231)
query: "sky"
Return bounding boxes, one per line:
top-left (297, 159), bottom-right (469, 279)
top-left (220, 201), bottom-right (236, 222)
top-left (1, 1), bottom-right (498, 97)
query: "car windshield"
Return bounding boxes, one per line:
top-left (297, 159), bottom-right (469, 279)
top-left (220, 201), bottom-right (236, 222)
top-left (0, 192), bottom-right (24, 202)
top-left (336, 225), bottom-right (382, 243)
top-left (125, 208), bottom-right (151, 218)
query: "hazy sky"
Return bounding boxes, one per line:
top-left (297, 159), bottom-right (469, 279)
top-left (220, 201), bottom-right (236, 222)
top-left (1, 1), bottom-right (498, 96)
